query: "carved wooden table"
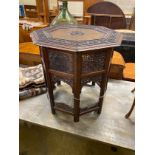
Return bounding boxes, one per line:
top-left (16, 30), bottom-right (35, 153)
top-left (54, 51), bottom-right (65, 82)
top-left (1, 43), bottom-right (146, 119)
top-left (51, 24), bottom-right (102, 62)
top-left (31, 24), bottom-right (122, 122)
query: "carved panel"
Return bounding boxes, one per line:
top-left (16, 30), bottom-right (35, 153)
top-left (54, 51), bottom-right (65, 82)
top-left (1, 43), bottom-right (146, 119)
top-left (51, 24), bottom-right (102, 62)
top-left (82, 52), bottom-right (106, 73)
top-left (48, 50), bottom-right (73, 73)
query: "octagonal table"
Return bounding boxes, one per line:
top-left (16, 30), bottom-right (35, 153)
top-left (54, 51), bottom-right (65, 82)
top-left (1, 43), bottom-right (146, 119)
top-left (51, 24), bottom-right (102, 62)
top-left (31, 24), bottom-right (122, 122)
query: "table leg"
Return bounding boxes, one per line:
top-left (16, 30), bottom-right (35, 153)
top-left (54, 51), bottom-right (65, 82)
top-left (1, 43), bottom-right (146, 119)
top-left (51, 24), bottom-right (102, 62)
top-left (73, 52), bottom-right (82, 122)
top-left (57, 81), bottom-right (61, 86)
top-left (97, 77), bottom-right (107, 114)
top-left (40, 47), bottom-right (56, 114)
top-left (97, 89), bottom-right (105, 114)
top-left (47, 81), bottom-right (56, 114)
top-left (73, 92), bottom-right (80, 122)
top-left (92, 81), bottom-right (95, 86)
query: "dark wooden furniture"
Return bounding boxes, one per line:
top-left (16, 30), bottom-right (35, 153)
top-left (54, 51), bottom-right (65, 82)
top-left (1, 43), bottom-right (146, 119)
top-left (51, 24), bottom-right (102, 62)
top-left (84, 0), bottom-right (101, 16)
top-left (86, 1), bottom-right (127, 80)
top-left (31, 24), bottom-right (122, 122)
top-left (87, 1), bottom-right (126, 29)
top-left (83, 0), bottom-right (101, 24)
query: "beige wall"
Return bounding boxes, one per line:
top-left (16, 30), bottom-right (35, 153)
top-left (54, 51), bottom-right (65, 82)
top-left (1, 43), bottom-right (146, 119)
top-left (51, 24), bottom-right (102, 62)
top-left (19, 0), bottom-right (57, 10)
top-left (19, 0), bottom-right (83, 16)
top-left (19, 0), bottom-right (36, 5)
top-left (107, 0), bottom-right (135, 15)
top-left (19, 0), bottom-right (135, 15)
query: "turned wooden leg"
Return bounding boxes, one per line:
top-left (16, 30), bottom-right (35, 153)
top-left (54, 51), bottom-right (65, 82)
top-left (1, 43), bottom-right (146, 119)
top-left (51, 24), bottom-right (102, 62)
top-left (48, 85), bottom-right (56, 114)
top-left (57, 81), bottom-right (61, 86)
top-left (73, 92), bottom-right (81, 122)
top-left (43, 70), bottom-right (55, 114)
top-left (97, 77), bottom-right (107, 114)
top-left (131, 88), bottom-right (135, 93)
top-left (73, 52), bottom-right (82, 122)
top-left (125, 98), bottom-right (135, 118)
top-left (73, 81), bottom-right (81, 122)
top-left (40, 47), bottom-right (56, 114)
top-left (92, 81), bottom-right (95, 86)
top-left (45, 77), bottom-right (56, 114)
top-left (51, 105), bottom-right (56, 114)
top-left (97, 95), bottom-right (104, 114)
top-left (51, 82), bottom-right (56, 114)
top-left (97, 84), bottom-right (105, 114)
top-left (44, 82), bottom-right (56, 114)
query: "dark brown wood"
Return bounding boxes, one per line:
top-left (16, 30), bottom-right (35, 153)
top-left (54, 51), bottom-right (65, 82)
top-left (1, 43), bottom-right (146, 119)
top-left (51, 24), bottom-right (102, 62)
top-left (97, 48), bottom-right (113, 114)
top-left (73, 52), bottom-right (82, 122)
top-left (131, 88), bottom-right (135, 93)
top-left (54, 102), bottom-right (74, 115)
top-left (40, 47), bottom-right (56, 114)
top-left (81, 70), bottom-right (106, 78)
top-left (80, 104), bottom-right (99, 115)
top-left (31, 24), bottom-right (122, 122)
top-left (57, 81), bottom-right (61, 86)
top-left (49, 69), bottom-right (74, 78)
top-left (87, 1), bottom-right (126, 29)
top-left (92, 81), bottom-right (95, 86)
top-left (84, 0), bottom-right (101, 16)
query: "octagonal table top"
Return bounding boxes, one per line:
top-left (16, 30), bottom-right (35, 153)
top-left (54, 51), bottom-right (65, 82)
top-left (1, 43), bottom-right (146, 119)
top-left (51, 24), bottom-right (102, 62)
top-left (30, 24), bottom-right (122, 52)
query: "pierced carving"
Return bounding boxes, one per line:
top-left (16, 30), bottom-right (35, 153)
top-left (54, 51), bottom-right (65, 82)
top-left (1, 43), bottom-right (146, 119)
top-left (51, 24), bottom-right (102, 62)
top-left (81, 76), bottom-right (102, 87)
top-left (82, 52), bottom-right (106, 73)
top-left (52, 75), bottom-right (73, 88)
top-left (48, 50), bottom-right (73, 73)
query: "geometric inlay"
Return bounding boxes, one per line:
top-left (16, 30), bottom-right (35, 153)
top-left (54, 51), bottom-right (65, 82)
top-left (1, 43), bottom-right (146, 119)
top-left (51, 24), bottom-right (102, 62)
top-left (31, 24), bottom-right (122, 52)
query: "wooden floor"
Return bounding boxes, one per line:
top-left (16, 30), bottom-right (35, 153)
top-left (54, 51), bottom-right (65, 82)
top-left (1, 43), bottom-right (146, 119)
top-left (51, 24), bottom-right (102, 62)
top-left (19, 80), bottom-right (135, 153)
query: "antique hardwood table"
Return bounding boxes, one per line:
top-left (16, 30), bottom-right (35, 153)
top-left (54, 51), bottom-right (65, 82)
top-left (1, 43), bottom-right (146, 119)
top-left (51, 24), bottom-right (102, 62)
top-left (31, 24), bottom-right (122, 122)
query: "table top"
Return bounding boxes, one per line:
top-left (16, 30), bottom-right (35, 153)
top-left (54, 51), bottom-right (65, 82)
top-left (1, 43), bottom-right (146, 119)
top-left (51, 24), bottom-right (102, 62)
top-left (30, 24), bottom-right (122, 52)
top-left (19, 79), bottom-right (135, 150)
